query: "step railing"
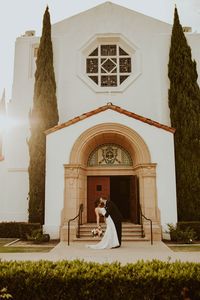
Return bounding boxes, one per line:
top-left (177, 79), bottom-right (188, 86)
top-left (139, 204), bottom-right (153, 245)
top-left (67, 203), bottom-right (83, 246)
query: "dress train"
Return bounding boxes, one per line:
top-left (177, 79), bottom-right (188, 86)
top-left (86, 207), bottom-right (119, 249)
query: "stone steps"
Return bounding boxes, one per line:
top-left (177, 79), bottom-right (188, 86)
top-left (73, 237), bottom-right (149, 242)
top-left (73, 222), bottom-right (149, 242)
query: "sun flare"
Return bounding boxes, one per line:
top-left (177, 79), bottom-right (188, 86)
top-left (0, 115), bottom-right (23, 130)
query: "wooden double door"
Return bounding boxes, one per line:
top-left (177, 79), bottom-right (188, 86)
top-left (87, 176), bottom-right (139, 223)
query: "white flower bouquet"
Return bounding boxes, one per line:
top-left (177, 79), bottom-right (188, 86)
top-left (91, 225), bottom-right (103, 237)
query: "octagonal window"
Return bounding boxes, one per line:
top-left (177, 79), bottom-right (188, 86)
top-left (78, 35), bottom-right (141, 93)
top-left (86, 44), bottom-right (132, 87)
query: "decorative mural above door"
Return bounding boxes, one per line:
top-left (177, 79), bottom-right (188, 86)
top-left (88, 143), bottom-right (133, 167)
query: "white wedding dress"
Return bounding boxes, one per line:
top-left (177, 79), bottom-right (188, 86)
top-left (86, 207), bottom-right (120, 249)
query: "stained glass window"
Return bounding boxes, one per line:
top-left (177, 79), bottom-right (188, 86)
top-left (86, 59), bottom-right (98, 73)
top-left (88, 144), bottom-right (133, 167)
top-left (86, 44), bottom-right (132, 87)
top-left (101, 45), bottom-right (116, 56)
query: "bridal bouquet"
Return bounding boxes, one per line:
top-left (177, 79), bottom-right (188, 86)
top-left (91, 225), bottom-right (103, 237)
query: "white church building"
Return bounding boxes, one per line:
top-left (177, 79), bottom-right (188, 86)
top-left (1, 2), bottom-right (199, 241)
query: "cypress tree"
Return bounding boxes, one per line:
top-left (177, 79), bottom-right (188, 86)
top-left (168, 7), bottom-right (200, 221)
top-left (28, 7), bottom-right (59, 223)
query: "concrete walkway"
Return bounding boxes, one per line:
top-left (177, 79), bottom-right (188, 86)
top-left (0, 241), bottom-right (200, 264)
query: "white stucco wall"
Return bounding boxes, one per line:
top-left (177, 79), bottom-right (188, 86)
top-left (5, 2), bottom-right (200, 229)
top-left (0, 157), bottom-right (28, 222)
top-left (51, 2), bottom-right (173, 124)
top-left (0, 35), bottom-right (39, 222)
top-left (44, 109), bottom-right (177, 238)
top-left (49, 3), bottom-right (200, 127)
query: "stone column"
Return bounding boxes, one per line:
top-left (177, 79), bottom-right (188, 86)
top-left (60, 164), bottom-right (86, 241)
top-left (135, 163), bottom-right (161, 241)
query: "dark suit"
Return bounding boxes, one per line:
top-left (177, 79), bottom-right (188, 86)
top-left (105, 200), bottom-right (122, 246)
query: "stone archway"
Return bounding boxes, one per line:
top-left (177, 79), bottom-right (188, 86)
top-left (61, 123), bottom-right (161, 241)
top-left (69, 123), bottom-right (151, 166)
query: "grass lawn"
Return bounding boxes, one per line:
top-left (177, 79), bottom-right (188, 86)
top-left (167, 245), bottom-right (200, 252)
top-left (0, 238), bottom-right (57, 253)
top-left (0, 239), bottom-right (15, 247)
top-left (0, 246), bottom-right (54, 253)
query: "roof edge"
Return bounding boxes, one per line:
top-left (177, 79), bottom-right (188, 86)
top-left (52, 1), bottom-right (172, 29)
top-left (45, 103), bottom-right (175, 135)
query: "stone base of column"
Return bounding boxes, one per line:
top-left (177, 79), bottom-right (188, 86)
top-left (143, 221), bottom-right (162, 241)
top-left (60, 224), bottom-right (77, 242)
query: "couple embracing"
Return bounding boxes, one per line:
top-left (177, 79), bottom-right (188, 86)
top-left (86, 197), bottom-right (122, 249)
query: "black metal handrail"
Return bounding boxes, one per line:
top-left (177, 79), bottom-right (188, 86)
top-left (139, 204), bottom-right (153, 245)
top-left (68, 203), bottom-right (83, 246)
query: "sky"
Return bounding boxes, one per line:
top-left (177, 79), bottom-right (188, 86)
top-left (1, 0), bottom-right (200, 100)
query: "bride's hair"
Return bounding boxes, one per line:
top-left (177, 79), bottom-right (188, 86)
top-left (94, 199), bottom-right (100, 207)
top-left (94, 199), bottom-right (104, 208)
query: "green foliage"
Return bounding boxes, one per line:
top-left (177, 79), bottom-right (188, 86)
top-left (0, 287), bottom-right (13, 299)
top-left (167, 223), bottom-right (197, 243)
top-left (26, 229), bottom-right (50, 243)
top-left (168, 8), bottom-right (200, 221)
top-left (28, 6), bottom-right (59, 224)
top-left (178, 222), bottom-right (200, 240)
top-left (0, 260), bottom-right (200, 299)
top-left (0, 222), bottom-right (41, 239)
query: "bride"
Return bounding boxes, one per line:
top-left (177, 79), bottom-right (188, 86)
top-left (86, 198), bottom-right (120, 249)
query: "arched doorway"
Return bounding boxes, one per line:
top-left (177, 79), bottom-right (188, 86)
top-left (86, 143), bottom-right (139, 223)
top-left (62, 123), bottom-right (161, 241)
top-left (87, 175), bottom-right (139, 223)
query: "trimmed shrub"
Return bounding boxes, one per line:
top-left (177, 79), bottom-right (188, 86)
top-left (26, 229), bottom-right (50, 243)
top-left (0, 222), bottom-right (41, 239)
top-left (167, 223), bottom-right (197, 243)
top-left (0, 260), bottom-right (200, 300)
top-left (178, 222), bottom-right (200, 240)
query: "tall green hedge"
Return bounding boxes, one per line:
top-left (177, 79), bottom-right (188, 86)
top-left (168, 8), bottom-right (200, 221)
top-left (0, 260), bottom-right (200, 299)
top-left (0, 222), bottom-right (41, 239)
top-left (28, 7), bottom-right (59, 224)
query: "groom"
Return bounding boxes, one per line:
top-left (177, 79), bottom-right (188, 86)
top-left (100, 196), bottom-right (122, 247)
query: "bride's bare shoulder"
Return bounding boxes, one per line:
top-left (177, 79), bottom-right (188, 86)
top-left (95, 207), bottom-right (101, 213)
